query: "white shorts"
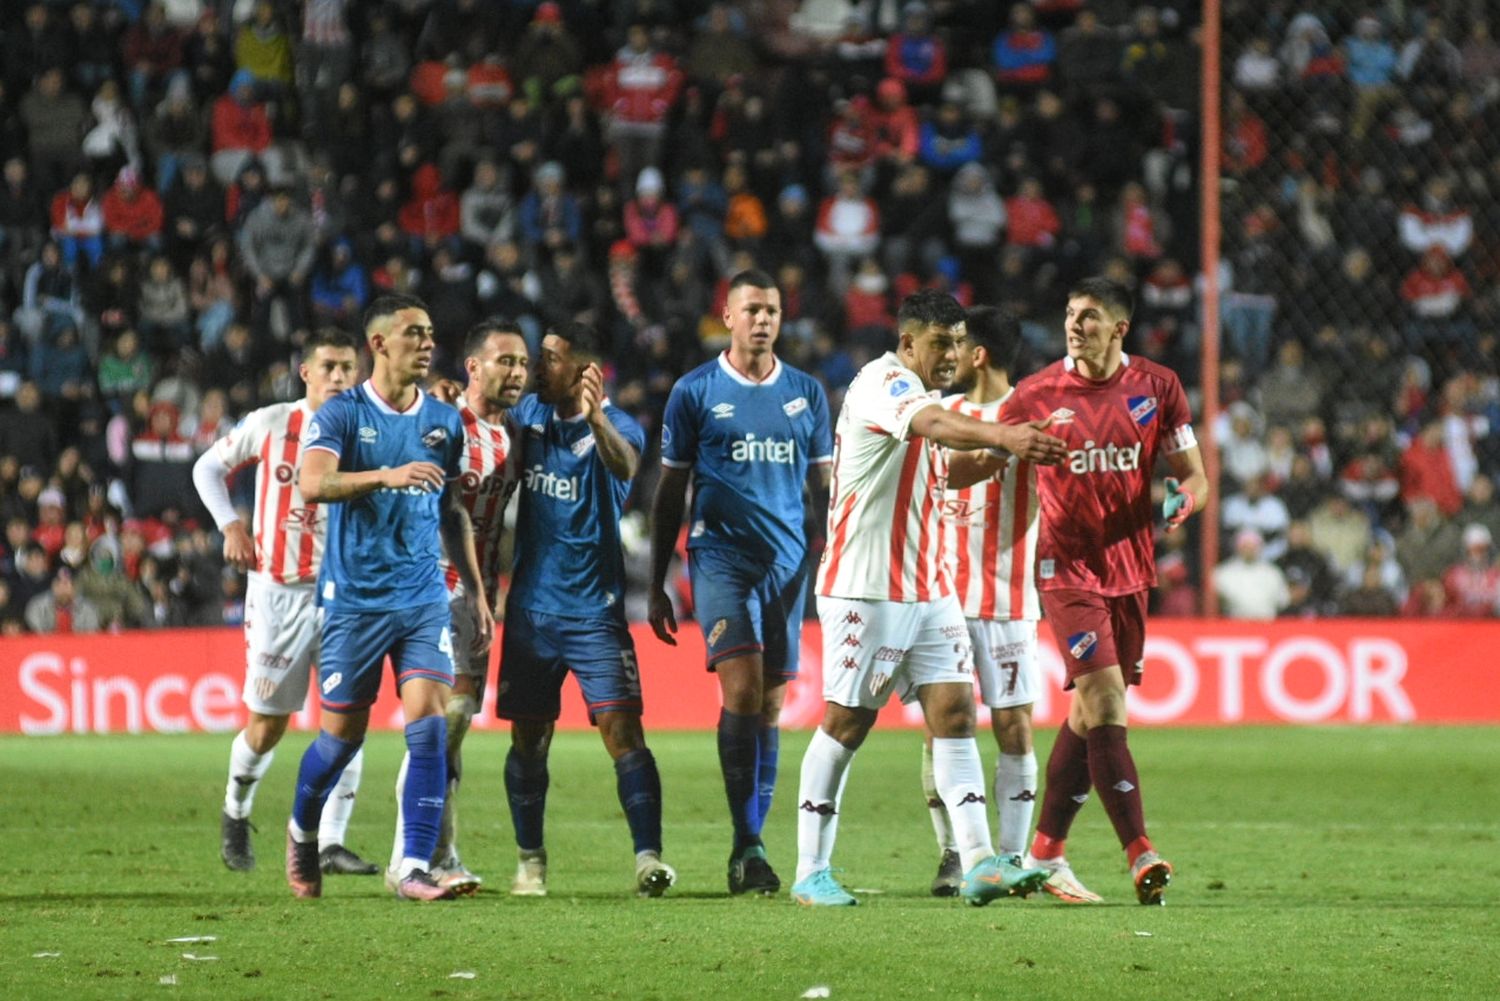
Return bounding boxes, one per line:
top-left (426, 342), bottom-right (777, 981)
top-left (966, 618), bottom-right (1040, 709)
top-left (448, 592), bottom-right (492, 686)
top-left (817, 594), bottom-right (973, 711)
top-left (243, 576), bottom-right (319, 716)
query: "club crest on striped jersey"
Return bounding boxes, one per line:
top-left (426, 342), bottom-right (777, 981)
top-left (1067, 630), bottom-right (1099, 661)
top-left (1127, 396), bottom-right (1158, 427)
top-left (422, 426), bottom-right (449, 449)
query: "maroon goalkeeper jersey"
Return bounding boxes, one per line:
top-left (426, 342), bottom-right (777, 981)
top-left (1001, 354), bottom-right (1196, 596)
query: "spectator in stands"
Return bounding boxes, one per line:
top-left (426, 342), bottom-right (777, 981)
top-left (1443, 523), bottom-right (1500, 617)
top-left (163, 155), bottom-right (225, 268)
top-left (947, 162), bottom-right (1006, 302)
top-left (128, 400), bottom-right (198, 522)
top-left (239, 184), bottom-right (314, 342)
top-left (1399, 17), bottom-right (1462, 90)
top-left (1278, 520), bottom-right (1338, 613)
top-left (1258, 340), bottom-right (1326, 432)
top-left (1307, 492), bottom-right (1372, 579)
top-left (15, 241), bottom-right (84, 348)
top-left (1399, 175), bottom-right (1473, 259)
top-left (1395, 496), bottom-right (1463, 587)
top-left (518, 160), bottom-right (581, 262)
top-left (459, 158), bottom-right (513, 253)
top-left (687, 3), bottom-right (759, 86)
top-left (77, 538), bottom-right (145, 632)
top-left (512, 2), bottom-right (584, 104)
top-left (97, 329), bottom-right (156, 411)
top-left (187, 236), bottom-right (239, 351)
top-left (1402, 577), bottom-right (1450, 617)
top-left (623, 166), bottom-right (679, 274)
top-left (25, 564), bottom-right (102, 635)
top-left (0, 382), bottom-right (58, 473)
top-left (149, 77), bottom-right (207, 198)
top-left (886, 2), bottom-right (948, 105)
top-left (814, 170), bottom-right (880, 296)
top-left (1400, 420), bottom-right (1463, 516)
top-left (1459, 475), bottom-right (1500, 542)
top-left (235, 0), bottom-right (294, 99)
top-left (0, 157), bottom-right (46, 268)
top-left (1222, 471), bottom-right (1291, 560)
top-left (398, 162), bottom-right (461, 257)
top-left (309, 240), bottom-right (368, 330)
top-left (870, 78), bottom-right (920, 173)
top-left (918, 99), bottom-right (983, 178)
top-left (3, 4), bottom-right (69, 96)
top-left (1344, 15), bottom-right (1398, 139)
top-left (82, 80), bottom-right (142, 182)
top-left (1215, 528), bottom-right (1290, 620)
top-left (210, 70), bottom-right (272, 186)
top-left (1218, 401), bottom-right (1268, 489)
top-left (1233, 34), bottom-right (1281, 94)
top-left (602, 23), bottom-right (683, 192)
top-left (1401, 246), bottom-right (1473, 356)
top-left (102, 167), bottom-right (165, 255)
top-left (20, 68), bottom-right (88, 196)
top-left (296, 0), bottom-right (355, 141)
top-left (992, 3), bottom-right (1056, 93)
top-left (31, 319), bottom-right (90, 409)
top-left (1339, 564), bottom-right (1400, 616)
top-left (50, 173), bottom-right (106, 274)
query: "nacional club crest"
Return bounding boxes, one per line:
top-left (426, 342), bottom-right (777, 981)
top-left (1127, 396), bottom-right (1158, 427)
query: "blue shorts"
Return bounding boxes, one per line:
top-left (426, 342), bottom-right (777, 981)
top-left (689, 548), bottom-right (808, 680)
top-left (496, 607), bottom-right (641, 724)
top-left (318, 600), bottom-right (455, 713)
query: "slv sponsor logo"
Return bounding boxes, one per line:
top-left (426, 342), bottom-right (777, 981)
top-left (783, 396), bottom-right (809, 417)
top-left (1067, 631), bottom-right (1099, 661)
top-left (524, 465), bottom-right (580, 501)
top-left (730, 433), bottom-right (795, 463)
top-left (1068, 440), bottom-right (1143, 474)
top-left (1127, 395), bottom-right (1158, 427)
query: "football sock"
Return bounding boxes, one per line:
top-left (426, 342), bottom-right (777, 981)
top-left (504, 746), bottom-right (549, 852)
top-left (920, 738), bottom-right (957, 852)
top-left (931, 736), bottom-right (994, 872)
top-left (756, 722), bottom-right (780, 834)
top-left (224, 730), bottom-right (273, 821)
top-left (399, 715), bottom-right (447, 877)
top-left (436, 695), bottom-right (476, 863)
top-left (614, 748), bottom-right (664, 856)
top-left (1033, 722), bottom-right (1091, 857)
top-left (995, 751), bottom-right (1037, 858)
top-left (318, 746), bottom-right (363, 851)
top-left (717, 709), bottom-right (761, 850)
top-left (290, 730), bottom-right (362, 839)
top-left (1085, 724), bottom-right (1149, 855)
top-left (388, 752), bottom-right (409, 873)
top-left (795, 727), bottom-right (855, 882)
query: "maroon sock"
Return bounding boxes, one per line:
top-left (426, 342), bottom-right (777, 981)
top-left (1033, 722), bottom-right (1092, 850)
top-left (1086, 724), bottom-right (1148, 851)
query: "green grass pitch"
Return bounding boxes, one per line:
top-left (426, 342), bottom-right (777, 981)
top-left (2, 726), bottom-right (1497, 1000)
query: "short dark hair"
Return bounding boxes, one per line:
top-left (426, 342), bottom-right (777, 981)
top-left (727, 268), bottom-right (777, 295)
top-left (897, 289), bottom-right (965, 333)
top-left (548, 320), bottom-right (604, 361)
top-left (463, 317), bottom-right (527, 359)
top-left (304, 327), bottom-right (358, 355)
top-left (1067, 276), bottom-right (1134, 320)
top-left (362, 293), bottom-right (428, 334)
top-left (965, 306), bottom-right (1021, 375)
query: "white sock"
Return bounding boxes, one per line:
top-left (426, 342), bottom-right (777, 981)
top-left (931, 737), bottom-right (994, 872)
top-left (318, 747), bottom-right (363, 851)
top-left (388, 752), bottom-right (410, 873)
top-left (921, 739), bottom-right (957, 852)
top-left (795, 728), bottom-right (856, 883)
top-left (994, 751), bottom-right (1037, 858)
top-left (398, 856), bottom-right (426, 879)
top-left (224, 730), bottom-right (274, 821)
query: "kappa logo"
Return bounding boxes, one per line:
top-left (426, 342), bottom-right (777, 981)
top-left (839, 657), bottom-right (859, 670)
top-left (841, 634), bottom-right (862, 647)
top-left (321, 671), bottom-right (343, 694)
top-left (1127, 395), bottom-right (1158, 427)
top-left (570, 433), bottom-right (596, 457)
top-left (707, 618), bottom-right (728, 646)
top-left (422, 426), bottom-right (449, 449)
top-left (1067, 630), bottom-right (1099, 661)
top-left (783, 396), bottom-right (809, 417)
top-left (1049, 407), bottom-right (1076, 424)
top-left (843, 610), bottom-right (864, 626)
top-left (711, 402), bottom-right (736, 420)
top-left (359, 426), bottom-right (378, 443)
top-left (800, 800), bottom-right (837, 816)
top-left (956, 792), bottom-right (986, 806)
top-left (1009, 789), bottom-right (1037, 802)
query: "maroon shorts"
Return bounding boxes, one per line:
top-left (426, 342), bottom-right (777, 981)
top-left (1039, 588), bottom-right (1148, 688)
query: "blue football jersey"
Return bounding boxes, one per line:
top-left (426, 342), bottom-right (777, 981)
top-left (507, 393), bottom-right (647, 621)
top-left (303, 382), bottom-right (465, 612)
top-left (661, 353), bottom-right (833, 568)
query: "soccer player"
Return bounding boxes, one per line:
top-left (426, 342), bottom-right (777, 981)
top-left (499, 321), bottom-right (675, 898)
top-left (920, 306), bottom-right (1087, 898)
top-left (283, 293), bottom-right (491, 901)
top-left (1002, 276), bottom-right (1208, 905)
top-left (385, 319), bottom-right (528, 894)
top-left (193, 328), bottom-right (379, 878)
top-left (793, 290), bottom-right (1068, 907)
top-left (646, 269), bottom-right (833, 896)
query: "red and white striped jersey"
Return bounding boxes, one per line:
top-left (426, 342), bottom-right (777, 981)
top-left (817, 352), bottom-right (949, 603)
top-left (212, 401), bottom-right (322, 586)
top-left (440, 401), bottom-right (522, 598)
top-left (940, 392), bottom-right (1040, 621)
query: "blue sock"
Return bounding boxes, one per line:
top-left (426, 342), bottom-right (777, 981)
top-left (504, 747), bottom-right (549, 852)
top-left (401, 715), bottom-right (448, 865)
top-left (717, 709), bottom-right (761, 850)
top-left (756, 723), bottom-right (780, 834)
top-left (614, 748), bottom-right (663, 855)
top-left (291, 730), bottom-right (362, 834)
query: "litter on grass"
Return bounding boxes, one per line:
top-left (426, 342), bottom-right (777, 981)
top-left (449, 971), bottom-right (478, 980)
top-left (166, 936), bottom-right (218, 944)
top-left (182, 953), bottom-right (219, 961)
top-left (32, 952), bottom-right (61, 958)
top-left (801, 987), bottom-right (832, 998)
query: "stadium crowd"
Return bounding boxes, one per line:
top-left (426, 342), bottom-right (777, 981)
top-left (2, 0), bottom-right (1500, 632)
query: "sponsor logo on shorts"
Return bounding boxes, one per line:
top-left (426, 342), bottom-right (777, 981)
top-left (257, 653), bottom-right (293, 670)
top-left (253, 677), bottom-right (277, 702)
top-left (422, 427), bottom-right (449, 449)
top-left (1067, 630), bottom-right (1099, 661)
top-left (800, 800), bottom-right (836, 816)
top-left (1127, 395), bottom-right (1158, 427)
top-left (321, 671), bottom-right (343, 694)
top-left (873, 645), bottom-right (905, 663)
top-left (707, 618), bottom-right (728, 646)
top-left (940, 625), bottom-right (966, 640)
top-left (359, 426), bottom-right (378, 443)
top-left (843, 610), bottom-right (864, 626)
top-left (783, 397), bottom-right (809, 417)
top-left (711, 403), bottom-right (736, 420)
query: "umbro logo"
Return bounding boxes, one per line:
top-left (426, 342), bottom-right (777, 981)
top-left (358, 426), bottom-right (377, 443)
top-left (1049, 407), bottom-right (1076, 424)
top-left (1112, 780), bottom-right (1136, 793)
top-left (956, 792), bottom-right (987, 806)
top-left (800, 800), bottom-right (837, 816)
top-left (711, 403), bottom-right (735, 419)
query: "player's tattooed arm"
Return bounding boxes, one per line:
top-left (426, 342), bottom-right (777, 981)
top-left (577, 362), bottom-right (640, 480)
top-left (439, 485), bottom-right (494, 650)
top-left (910, 406), bottom-right (1068, 466)
top-left (300, 448), bottom-right (445, 501)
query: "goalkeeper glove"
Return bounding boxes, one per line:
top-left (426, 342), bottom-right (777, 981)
top-left (1163, 477), bottom-right (1195, 531)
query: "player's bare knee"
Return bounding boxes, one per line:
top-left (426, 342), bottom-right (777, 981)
top-left (245, 711), bottom-right (289, 753)
top-left (992, 705), bottom-right (1034, 755)
top-left (597, 711), bottom-right (646, 759)
top-left (321, 708), bottom-right (369, 744)
top-left (820, 703), bottom-right (875, 749)
top-left (510, 721), bottom-right (553, 759)
top-left (759, 680), bottom-right (788, 726)
top-left (715, 656), bottom-right (764, 715)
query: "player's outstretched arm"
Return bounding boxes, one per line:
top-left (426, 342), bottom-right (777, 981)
top-left (439, 485), bottom-right (494, 651)
top-left (646, 465), bottom-right (691, 645)
top-left (910, 407), bottom-right (1068, 465)
top-left (1163, 445), bottom-right (1209, 532)
top-left (577, 362), bottom-right (641, 480)
top-left (192, 447), bottom-right (257, 571)
top-left (299, 448), bottom-right (445, 501)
